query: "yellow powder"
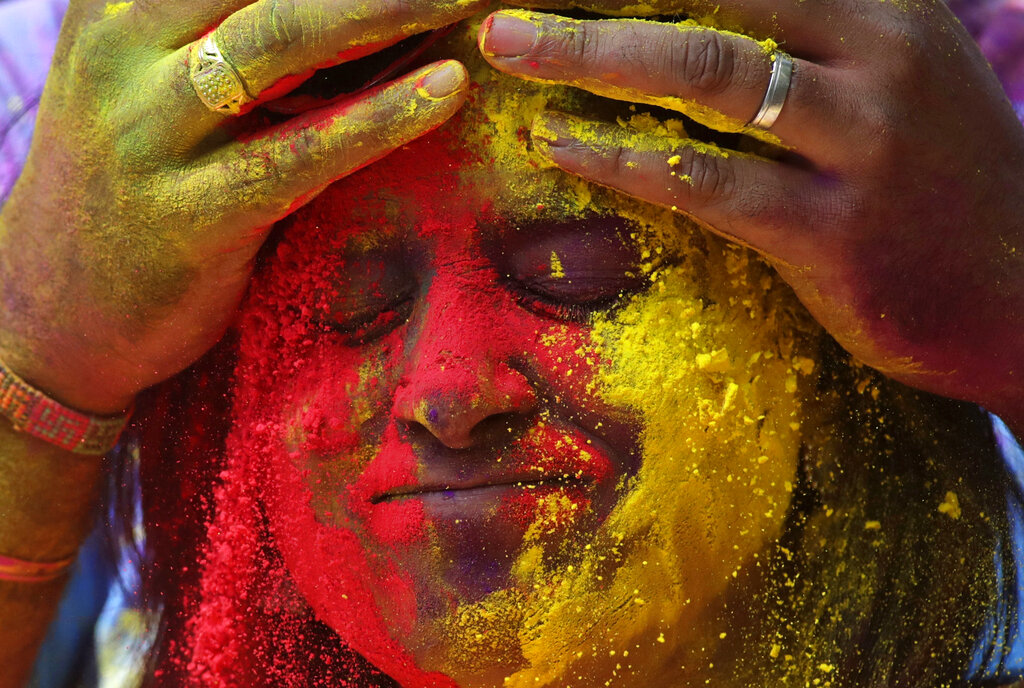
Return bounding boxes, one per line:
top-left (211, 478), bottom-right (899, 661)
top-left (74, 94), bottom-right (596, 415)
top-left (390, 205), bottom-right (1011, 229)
top-left (103, 1), bottom-right (132, 17)
top-left (500, 233), bottom-right (817, 686)
top-left (427, 24), bottom-right (826, 685)
top-left (938, 491), bottom-right (962, 520)
top-left (485, 10), bottom-right (786, 145)
top-left (549, 252), bottom-right (566, 279)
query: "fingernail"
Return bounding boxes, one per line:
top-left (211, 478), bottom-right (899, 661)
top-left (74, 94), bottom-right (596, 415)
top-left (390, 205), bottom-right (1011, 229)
top-left (481, 11), bottom-right (539, 58)
top-left (418, 60), bottom-right (467, 100)
top-left (531, 113), bottom-right (575, 165)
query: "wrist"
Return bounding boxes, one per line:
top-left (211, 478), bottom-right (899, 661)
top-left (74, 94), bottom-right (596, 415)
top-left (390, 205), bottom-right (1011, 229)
top-left (0, 330), bottom-right (137, 415)
top-left (0, 353), bottom-right (132, 455)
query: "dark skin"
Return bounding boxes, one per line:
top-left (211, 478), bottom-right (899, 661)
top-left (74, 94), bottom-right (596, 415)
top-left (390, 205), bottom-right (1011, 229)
top-left (478, 0), bottom-right (1024, 430)
top-left (0, 0), bottom-right (1021, 684)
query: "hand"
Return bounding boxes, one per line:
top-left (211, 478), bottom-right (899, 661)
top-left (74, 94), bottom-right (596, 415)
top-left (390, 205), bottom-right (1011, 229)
top-left (477, 0), bottom-right (1024, 429)
top-left (0, 0), bottom-right (485, 414)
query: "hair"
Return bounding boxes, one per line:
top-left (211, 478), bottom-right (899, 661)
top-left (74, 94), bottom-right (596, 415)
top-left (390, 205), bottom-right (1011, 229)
top-left (725, 338), bottom-right (1020, 687)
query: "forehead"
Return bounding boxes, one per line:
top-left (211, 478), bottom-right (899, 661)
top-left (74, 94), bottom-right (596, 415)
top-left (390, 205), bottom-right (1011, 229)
top-left (286, 123), bottom-right (690, 267)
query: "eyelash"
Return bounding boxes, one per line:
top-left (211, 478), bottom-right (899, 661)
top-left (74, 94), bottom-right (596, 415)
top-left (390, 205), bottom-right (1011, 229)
top-left (513, 288), bottom-right (628, 323)
top-left (322, 295), bottom-right (415, 345)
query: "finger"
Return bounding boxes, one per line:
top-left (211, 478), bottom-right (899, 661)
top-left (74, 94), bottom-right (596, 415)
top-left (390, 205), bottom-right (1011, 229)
top-left (499, 0), bottom-right (859, 56)
top-left (159, 0), bottom-right (487, 137)
top-left (126, 0), bottom-right (256, 48)
top-left (192, 61), bottom-right (470, 236)
top-left (530, 111), bottom-right (833, 266)
top-left (479, 10), bottom-right (843, 149)
top-left (213, 0), bottom-right (489, 100)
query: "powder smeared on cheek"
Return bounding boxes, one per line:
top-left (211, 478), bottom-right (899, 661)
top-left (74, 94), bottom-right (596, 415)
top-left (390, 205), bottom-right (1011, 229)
top-left (180, 150), bottom-right (466, 685)
top-left (491, 234), bottom-right (820, 687)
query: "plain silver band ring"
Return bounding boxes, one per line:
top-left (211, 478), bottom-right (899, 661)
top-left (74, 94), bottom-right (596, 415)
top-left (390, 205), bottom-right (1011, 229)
top-left (749, 52), bottom-right (794, 131)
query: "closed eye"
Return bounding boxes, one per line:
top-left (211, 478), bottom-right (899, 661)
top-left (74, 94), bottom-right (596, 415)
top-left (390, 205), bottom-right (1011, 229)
top-left (317, 249), bottom-right (418, 346)
top-left (492, 215), bottom-right (660, 322)
top-left (511, 269), bottom-right (648, 322)
top-left (323, 293), bottom-right (416, 345)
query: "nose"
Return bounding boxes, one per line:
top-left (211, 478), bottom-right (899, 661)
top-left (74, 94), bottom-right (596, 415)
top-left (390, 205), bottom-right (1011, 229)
top-left (393, 356), bottom-right (537, 449)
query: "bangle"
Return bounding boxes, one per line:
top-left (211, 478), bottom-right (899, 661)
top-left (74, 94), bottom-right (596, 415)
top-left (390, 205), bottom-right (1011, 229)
top-left (0, 356), bottom-right (130, 455)
top-left (0, 554), bottom-right (74, 583)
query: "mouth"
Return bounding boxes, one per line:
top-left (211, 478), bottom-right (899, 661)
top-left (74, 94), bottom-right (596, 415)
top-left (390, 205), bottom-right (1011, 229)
top-left (370, 474), bottom-right (591, 505)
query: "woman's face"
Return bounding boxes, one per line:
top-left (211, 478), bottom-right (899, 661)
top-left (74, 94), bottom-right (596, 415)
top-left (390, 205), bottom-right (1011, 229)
top-left (234, 54), bottom-right (817, 687)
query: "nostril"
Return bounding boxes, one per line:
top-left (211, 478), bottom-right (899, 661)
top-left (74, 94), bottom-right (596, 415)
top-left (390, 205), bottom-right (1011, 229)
top-left (473, 412), bottom-right (533, 442)
top-left (401, 418), bottom-right (438, 445)
top-left (393, 363), bottom-right (539, 449)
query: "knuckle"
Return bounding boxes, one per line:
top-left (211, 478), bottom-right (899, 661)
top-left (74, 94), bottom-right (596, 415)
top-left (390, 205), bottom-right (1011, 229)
top-left (851, 99), bottom-right (906, 169)
top-left (732, 185), bottom-right (774, 227)
top-left (603, 143), bottom-right (631, 177)
top-left (253, 0), bottom-right (302, 56)
top-left (379, 0), bottom-right (417, 26)
top-left (541, 21), bottom-right (597, 66)
top-left (63, 22), bottom-right (132, 98)
top-left (562, 136), bottom-right (628, 180)
top-left (129, 0), bottom-right (160, 15)
top-left (290, 126), bottom-right (324, 169)
top-left (684, 150), bottom-right (736, 205)
top-left (243, 152), bottom-right (287, 189)
top-left (676, 31), bottom-right (737, 96)
top-left (832, 185), bottom-right (870, 229)
top-left (618, 25), bottom-right (655, 74)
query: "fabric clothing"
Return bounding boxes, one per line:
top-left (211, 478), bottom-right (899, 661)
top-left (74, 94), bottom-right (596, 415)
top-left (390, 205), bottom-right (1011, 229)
top-left (2, 0), bottom-right (1024, 685)
top-left (0, 0), bottom-right (66, 206)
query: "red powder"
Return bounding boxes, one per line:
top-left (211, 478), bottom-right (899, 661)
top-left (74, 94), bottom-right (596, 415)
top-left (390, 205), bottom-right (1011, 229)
top-left (174, 122), bottom-right (478, 688)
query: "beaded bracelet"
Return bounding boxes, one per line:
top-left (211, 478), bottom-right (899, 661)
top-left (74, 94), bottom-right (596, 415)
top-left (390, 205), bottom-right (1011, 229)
top-left (0, 356), bottom-right (130, 455)
top-left (0, 554), bottom-right (75, 583)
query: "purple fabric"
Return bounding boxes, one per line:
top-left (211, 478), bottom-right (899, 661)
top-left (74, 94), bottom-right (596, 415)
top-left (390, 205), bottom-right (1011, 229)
top-left (0, 0), bottom-right (68, 204)
top-left (950, 0), bottom-right (1024, 120)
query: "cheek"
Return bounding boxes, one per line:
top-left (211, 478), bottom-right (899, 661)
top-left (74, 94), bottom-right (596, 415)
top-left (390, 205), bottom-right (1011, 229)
top-left (277, 336), bottom-right (423, 547)
top-left (493, 258), bottom-right (812, 685)
top-left (257, 337), bottom-right (455, 685)
top-left (531, 323), bottom-right (595, 398)
top-left (529, 320), bottom-right (636, 428)
top-left (281, 341), bottom-right (397, 480)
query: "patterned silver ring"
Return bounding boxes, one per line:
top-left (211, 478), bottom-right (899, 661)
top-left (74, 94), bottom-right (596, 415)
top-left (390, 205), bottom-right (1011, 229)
top-left (749, 51), bottom-right (794, 131)
top-left (188, 35), bottom-right (253, 116)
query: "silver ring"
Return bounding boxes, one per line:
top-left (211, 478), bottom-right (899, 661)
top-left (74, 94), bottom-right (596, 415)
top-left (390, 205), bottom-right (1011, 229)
top-left (749, 51), bottom-right (794, 131)
top-left (188, 35), bottom-right (253, 116)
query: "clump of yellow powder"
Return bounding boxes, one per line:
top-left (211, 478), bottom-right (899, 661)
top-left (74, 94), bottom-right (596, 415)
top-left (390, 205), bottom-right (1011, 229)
top-left (420, 208), bottom-right (817, 687)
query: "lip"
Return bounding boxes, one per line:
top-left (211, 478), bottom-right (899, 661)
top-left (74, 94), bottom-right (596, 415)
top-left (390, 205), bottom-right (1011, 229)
top-left (348, 420), bottom-right (622, 527)
top-left (370, 474), bottom-right (592, 504)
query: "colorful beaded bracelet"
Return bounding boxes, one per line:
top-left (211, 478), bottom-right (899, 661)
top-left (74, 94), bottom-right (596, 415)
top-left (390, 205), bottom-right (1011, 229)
top-left (0, 356), bottom-right (129, 455)
top-left (0, 554), bottom-right (75, 583)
